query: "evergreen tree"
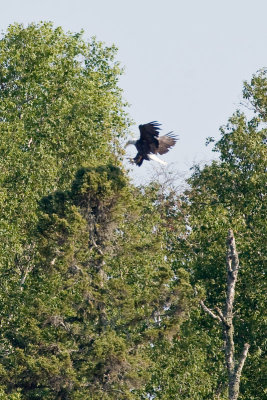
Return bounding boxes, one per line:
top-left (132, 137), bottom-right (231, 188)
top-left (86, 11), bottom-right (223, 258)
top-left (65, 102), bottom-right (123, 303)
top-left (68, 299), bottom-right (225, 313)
top-left (1, 21), bottom-right (265, 399)
top-left (0, 166), bottom-right (192, 399)
top-left (0, 23), bottom-right (129, 382)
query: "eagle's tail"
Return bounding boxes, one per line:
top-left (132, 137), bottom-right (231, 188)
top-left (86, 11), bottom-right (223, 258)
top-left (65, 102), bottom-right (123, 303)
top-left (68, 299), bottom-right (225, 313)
top-left (148, 154), bottom-right (167, 165)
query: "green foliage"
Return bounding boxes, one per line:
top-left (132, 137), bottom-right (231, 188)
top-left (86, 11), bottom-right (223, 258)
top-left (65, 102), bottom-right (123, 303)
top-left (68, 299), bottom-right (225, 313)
top-left (0, 165), bottom-right (192, 399)
top-left (0, 388), bottom-right (21, 400)
top-left (0, 21), bottom-right (265, 399)
top-left (143, 315), bottom-right (227, 400)
top-left (0, 25), bottom-right (130, 388)
top-left (0, 21), bottom-right (128, 267)
top-left (178, 71), bottom-right (267, 399)
top-left (142, 70), bottom-right (266, 399)
top-left (243, 68), bottom-right (267, 121)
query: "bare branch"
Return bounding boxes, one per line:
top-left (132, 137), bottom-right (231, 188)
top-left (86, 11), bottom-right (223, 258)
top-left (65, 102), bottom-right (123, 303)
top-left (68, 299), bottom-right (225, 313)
top-left (235, 343), bottom-right (250, 386)
top-left (91, 237), bottom-right (104, 256)
top-left (215, 306), bottom-right (228, 326)
top-left (226, 229), bottom-right (239, 274)
top-left (228, 342), bottom-right (250, 400)
top-left (224, 229), bottom-right (239, 325)
top-left (20, 265), bottom-right (34, 290)
top-left (20, 267), bottom-right (29, 287)
top-left (200, 300), bottom-right (221, 322)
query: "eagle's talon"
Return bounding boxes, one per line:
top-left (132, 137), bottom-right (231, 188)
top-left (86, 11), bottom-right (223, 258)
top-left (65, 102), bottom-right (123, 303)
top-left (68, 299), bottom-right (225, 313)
top-left (127, 157), bottom-right (135, 165)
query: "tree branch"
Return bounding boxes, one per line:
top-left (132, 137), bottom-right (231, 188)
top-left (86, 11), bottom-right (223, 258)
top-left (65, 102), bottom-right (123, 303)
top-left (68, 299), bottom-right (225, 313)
top-left (200, 300), bottom-right (221, 322)
top-left (215, 306), bottom-right (229, 326)
top-left (236, 343), bottom-right (250, 379)
top-left (91, 237), bottom-right (104, 256)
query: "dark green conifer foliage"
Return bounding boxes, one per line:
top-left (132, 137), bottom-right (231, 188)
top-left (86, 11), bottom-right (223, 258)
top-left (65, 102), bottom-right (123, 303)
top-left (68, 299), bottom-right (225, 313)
top-left (0, 24), bottom-right (129, 386)
top-left (0, 165), bottom-right (192, 399)
top-left (1, 21), bottom-right (265, 400)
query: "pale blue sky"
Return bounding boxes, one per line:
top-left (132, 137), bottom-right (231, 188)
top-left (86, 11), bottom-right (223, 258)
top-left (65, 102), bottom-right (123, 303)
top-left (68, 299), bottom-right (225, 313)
top-left (1, 0), bottom-right (267, 182)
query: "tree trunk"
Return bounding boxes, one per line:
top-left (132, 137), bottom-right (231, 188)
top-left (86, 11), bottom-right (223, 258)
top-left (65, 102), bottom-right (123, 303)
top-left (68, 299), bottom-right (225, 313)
top-left (200, 230), bottom-right (249, 400)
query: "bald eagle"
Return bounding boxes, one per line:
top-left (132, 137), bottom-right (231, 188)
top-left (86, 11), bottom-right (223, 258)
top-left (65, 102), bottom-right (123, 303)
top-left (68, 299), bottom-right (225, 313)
top-left (126, 121), bottom-right (178, 166)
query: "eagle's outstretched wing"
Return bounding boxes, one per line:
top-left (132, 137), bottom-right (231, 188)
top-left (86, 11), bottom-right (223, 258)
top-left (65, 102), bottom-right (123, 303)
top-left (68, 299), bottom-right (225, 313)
top-left (131, 121), bottom-right (178, 166)
top-left (157, 132), bottom-right (178, 155)
top-left (138, 121), bottom-right (161, 153)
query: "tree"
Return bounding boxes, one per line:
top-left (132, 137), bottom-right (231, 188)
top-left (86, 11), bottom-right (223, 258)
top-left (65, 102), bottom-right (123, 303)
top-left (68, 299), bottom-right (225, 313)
top-left (1, 22), bottom-right (265, 399)
top-left (143, 70), bottom-right (266, 399)
top-left (0, 21), bottom-right (128, 271)
top-left (0, 23), bottom-right (129, 368)
top-left (138, 174), bottom-right (227, 400)
top-left (178, 70), bottom-right (266, 399)
top-left (0, 165), bottom-right (193, 399)
top-left (201, 230), bottom-right (250, 400)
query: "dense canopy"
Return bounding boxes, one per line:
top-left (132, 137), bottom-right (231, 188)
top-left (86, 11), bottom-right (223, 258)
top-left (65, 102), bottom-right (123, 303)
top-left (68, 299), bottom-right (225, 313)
top-left (0, 23), bottom-right (265, 400)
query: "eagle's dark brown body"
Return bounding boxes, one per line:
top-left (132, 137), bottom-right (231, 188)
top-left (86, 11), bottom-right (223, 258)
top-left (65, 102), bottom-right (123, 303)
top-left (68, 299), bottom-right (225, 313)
top-left (131, 121), bottom-right (178, 166)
